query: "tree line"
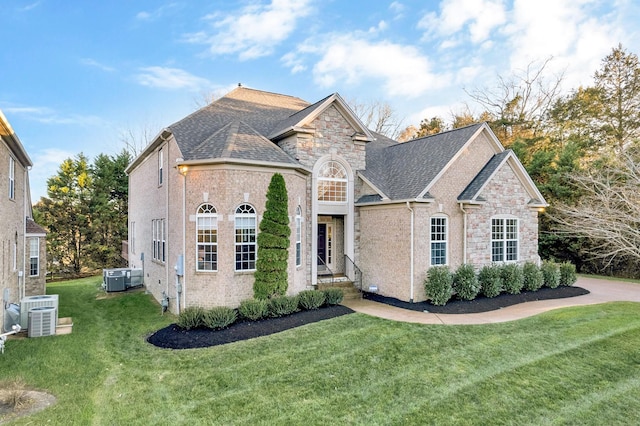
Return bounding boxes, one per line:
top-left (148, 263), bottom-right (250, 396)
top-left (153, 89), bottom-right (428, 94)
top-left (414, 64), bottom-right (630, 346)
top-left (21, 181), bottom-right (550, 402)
top-left (34, 151), bottom-right (130, 276)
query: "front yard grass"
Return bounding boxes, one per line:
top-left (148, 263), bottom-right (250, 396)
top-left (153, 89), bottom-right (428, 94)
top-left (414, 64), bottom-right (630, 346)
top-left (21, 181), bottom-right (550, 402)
top-left (2, 276), bottom-right (640, 424)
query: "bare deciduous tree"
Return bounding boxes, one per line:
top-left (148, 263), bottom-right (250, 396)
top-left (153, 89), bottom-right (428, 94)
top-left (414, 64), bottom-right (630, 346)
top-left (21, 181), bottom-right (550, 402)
top-left (550, 151), bottom-right (640, 266)
top-left (348, 98), bottom-right (404, 139)
top-left (465, 57), bottom-right (564, 144)
top-left (119, 123), bottom-right (160, 158)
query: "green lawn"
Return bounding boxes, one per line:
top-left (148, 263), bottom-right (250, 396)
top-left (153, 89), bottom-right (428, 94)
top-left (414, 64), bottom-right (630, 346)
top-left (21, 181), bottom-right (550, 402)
top-left (2, 276), bottom-right (640, 425)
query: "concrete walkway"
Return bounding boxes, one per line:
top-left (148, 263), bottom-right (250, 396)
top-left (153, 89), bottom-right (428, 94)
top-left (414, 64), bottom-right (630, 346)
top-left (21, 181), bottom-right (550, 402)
top-left (341, 276), bottom-right (640, 325)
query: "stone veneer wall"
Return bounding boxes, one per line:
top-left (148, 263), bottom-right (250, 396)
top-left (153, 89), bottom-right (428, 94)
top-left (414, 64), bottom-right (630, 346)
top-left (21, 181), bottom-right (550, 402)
top-left (466, 163), bottom-right (540, 266)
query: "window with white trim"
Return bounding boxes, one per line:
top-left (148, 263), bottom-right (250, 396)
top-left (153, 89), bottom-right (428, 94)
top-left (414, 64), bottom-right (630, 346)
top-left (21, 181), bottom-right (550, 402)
top-left (235, 204), bottom-right (256, 271)
top-left (295, 206), bottom-right (302, 267)
top-left (317, 161), bottom-right (347, 202)
top-left (197, 204), bottom-right (217, 271)
top-left (9, 156), bottom-right (15, 200)
top-left (152, 219), bottom-right (165, 263)
top-left (430, 216), bottom-right (448, 265)
top-left (29, 237), bottom-right (39, 276)
top-left (158, 149), bottom-right (163, 186)
top-left (491, 218), bottom-right (518, 262)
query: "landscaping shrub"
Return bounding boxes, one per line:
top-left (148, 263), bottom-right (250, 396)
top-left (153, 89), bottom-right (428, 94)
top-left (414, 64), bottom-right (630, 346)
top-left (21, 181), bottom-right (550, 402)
top-left (239, 299), bottom-right (269, 321)
top-left (424, 266), bottom-right (453, 306)
top-left (542, 261), bottom-right (561, 288)
top-left (522, 262), bottom-right (544, 291)
top-left (176, 306), bottom-right (206, 330)
top-left (298, 290), bottom-right (325, 310)
top-left (501, 263), bottom-right (524, 295)
top-left (268, 295), bottom-right (299, 317)
top-left (322, 288), bottom-right (344, 305)
top-left (478, 264), bottom-right (502, 298)
top-left (453, 264), bottom-right (479, 301)
top-left (203, 306), bottom-right (237, 330)
top-left (559, 262), bottom-right (577, 286)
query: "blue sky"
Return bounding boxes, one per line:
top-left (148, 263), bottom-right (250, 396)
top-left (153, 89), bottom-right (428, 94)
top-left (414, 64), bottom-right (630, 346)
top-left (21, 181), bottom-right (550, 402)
top-left (2, 0), bottom-right (639, 202)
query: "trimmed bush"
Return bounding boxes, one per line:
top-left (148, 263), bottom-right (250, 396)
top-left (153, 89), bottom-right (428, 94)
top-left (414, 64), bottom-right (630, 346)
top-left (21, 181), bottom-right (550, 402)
top-left (176, 306), bottom-right (206, 330)
top-left (479, 264), bottom-right (502, 298)
top-left (453, 264), bottom-right (480, 301)
top-left (425, 266), bottom-right (453, 306)
top-left (559, 262), bottom-right (577, 286)
top-left (522, 262), bottom-right (544, 291)
top-left (322, 288), bottom-right (344, 305)
top-left (204, 306), bottom-right (237, 330)
top-left (268, 295), bottom-right (299, 317)
top-left (501, 263), bottom-right (524, 295)
top-left (238, 299), bottom-right (269, 321)
top-left (542, 261), bottom-right (561, 288)
top-left (298, 290), bottom-right (325, 310)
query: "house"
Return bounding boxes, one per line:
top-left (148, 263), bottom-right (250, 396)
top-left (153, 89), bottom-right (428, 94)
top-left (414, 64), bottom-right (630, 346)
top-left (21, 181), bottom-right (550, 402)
top-left (126, 87), bottom-right (547, 312)
top-left (1, 109), bottom-right (47, 331)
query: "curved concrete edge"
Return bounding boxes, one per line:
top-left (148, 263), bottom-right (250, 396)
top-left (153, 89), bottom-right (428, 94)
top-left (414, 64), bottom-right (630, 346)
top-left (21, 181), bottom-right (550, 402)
top-left (340, 276), bottom-right (640, 325)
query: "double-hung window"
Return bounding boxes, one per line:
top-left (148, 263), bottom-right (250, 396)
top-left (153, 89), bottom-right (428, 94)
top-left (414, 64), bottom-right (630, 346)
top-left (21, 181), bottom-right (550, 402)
top-left (235, 204), bottom-right (256, 271)
top-left (197, 204), bottom-right (218, 271)
top-left (491, 218), bottom-right (518, 262)
top-left (295, 206), bottom-right (302, 267)
top-left (29, 238), bottom-right (39, 276)
top-left (9, 156), bottom-right (15, 200)
top-left (158, 149), bottom-right (163, 186)
top-left (152, 219), bottom-right (165, 263)
top-left (430, 216), bottom-right (448, 265)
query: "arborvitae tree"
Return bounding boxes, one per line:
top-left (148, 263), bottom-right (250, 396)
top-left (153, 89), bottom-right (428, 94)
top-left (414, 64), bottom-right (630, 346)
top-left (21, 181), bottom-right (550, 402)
top-left (253, 173), bottom-right (290, 299)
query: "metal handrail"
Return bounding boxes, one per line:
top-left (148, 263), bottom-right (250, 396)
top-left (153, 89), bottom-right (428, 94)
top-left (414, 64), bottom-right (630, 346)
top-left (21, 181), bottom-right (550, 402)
top-left (344, 254), bottom-right (363, 291)
top-left (317, 255), bottom-right (335, 286)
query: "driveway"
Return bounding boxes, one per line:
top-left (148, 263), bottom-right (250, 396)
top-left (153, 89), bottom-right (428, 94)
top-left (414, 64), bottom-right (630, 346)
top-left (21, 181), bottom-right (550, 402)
top-left (341, 276), bottom-right (640, 325)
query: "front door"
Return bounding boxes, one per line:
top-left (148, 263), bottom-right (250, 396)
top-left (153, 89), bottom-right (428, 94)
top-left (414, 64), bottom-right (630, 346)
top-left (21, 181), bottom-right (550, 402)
top-left (317, 223), bottom-right (333, 271)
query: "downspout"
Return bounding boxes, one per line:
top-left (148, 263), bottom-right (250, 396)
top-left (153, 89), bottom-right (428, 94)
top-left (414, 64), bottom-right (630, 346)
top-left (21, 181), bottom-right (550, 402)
top-left (181, 168), bottom-right (186, 313)
top-left (459, 203), bottom-right (467, 264)
top-left (406, 202), bottom-right (414, 303)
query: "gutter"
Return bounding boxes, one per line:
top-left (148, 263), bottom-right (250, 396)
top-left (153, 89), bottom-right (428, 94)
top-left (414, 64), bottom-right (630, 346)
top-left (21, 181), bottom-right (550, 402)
top-left (356, 197), bottom-right (434, 207)
top-left (406, 202), bottom-right (414, 303)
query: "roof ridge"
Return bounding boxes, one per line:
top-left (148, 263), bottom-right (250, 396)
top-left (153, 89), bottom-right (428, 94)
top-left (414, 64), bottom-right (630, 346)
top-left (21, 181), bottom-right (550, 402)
top-left (389, 122), bottom-right (484, 148)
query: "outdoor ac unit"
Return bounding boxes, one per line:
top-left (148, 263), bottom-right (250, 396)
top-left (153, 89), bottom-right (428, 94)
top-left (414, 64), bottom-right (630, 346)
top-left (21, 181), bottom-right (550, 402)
top-left (19, 295), bottom-right (59, 329)
top-left (28, 306), bottom-right (57, 338)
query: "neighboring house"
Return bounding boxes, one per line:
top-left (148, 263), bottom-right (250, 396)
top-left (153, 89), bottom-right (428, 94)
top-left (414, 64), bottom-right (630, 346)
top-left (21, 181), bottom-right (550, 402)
top-left (1, 109), bottom-right (47, 331)
top-left (126, 87), bottom-right (547, 312)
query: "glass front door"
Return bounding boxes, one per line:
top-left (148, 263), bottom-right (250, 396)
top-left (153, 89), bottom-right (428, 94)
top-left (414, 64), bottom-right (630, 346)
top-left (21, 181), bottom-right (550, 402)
top-left (317, 223), bottom-right (333, 270)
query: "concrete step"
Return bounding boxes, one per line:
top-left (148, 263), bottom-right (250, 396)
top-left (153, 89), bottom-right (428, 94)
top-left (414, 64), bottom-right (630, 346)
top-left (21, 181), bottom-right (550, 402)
top-left (317, 280), bottom-right (361, 300)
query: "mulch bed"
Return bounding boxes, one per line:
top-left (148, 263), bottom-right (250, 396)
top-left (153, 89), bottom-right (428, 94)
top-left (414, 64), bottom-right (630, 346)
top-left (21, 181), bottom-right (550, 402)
top-left (147, 286), bottom-right (589, 349)
top-left (148, 305), bottom-right (354, 350)
top-left (363, 285), bottom-right (589, 314)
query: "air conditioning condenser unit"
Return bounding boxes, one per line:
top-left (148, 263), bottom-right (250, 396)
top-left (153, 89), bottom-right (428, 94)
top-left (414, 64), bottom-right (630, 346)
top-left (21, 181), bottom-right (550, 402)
top-left (28, 306), bottom-right (57, 338)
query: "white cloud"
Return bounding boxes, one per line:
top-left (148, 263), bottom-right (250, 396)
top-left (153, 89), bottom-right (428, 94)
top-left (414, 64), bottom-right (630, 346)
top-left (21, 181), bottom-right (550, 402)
top-left (184, 0), bottom-right (313, 60)
top-left (80, 58), bottom-right (116, 72)
top-left (419, 0), bottom-right (506, 45)
top-left (292, 34), bottom-right (449, 98)
top-left (505, 0), bottom-right (621, 89)
top-left (135, 3), bottom-right (180, 22)
top-left (136, 67), bottom-right (212, 91)
top-left (3, 105), bottom-right (107, 126)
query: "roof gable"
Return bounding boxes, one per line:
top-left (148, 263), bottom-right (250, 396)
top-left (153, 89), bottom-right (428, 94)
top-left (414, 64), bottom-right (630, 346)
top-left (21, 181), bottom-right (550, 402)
top-left (458, 150), bottom-right (548, 207)
top-left (269, 93), bottom-right (374, 142)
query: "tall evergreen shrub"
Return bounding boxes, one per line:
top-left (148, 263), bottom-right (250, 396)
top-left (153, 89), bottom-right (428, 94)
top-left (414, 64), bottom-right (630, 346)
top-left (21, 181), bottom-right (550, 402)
top-left (453, 264), bottom-right (480, 300)
top-left (254, 173), bottom-right (290, 299)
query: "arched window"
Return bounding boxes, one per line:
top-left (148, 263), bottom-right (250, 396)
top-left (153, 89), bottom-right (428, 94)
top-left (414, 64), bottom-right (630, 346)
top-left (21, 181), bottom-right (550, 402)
top-left (235, 204), bottom-right (257, 271)
top-left (317, 161), bottom-right (347, 202)
top-left (196, 204), bottom-right (217, 271)
top-left (295, 206), bottom-right (302, 267)
top-left (430, 216), bottom-right (448, 266)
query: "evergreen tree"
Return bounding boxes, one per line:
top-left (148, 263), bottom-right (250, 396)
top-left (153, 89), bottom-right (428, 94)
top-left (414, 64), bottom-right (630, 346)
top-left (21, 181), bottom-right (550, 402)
top-left (253, 173), bottom-right (291, 299)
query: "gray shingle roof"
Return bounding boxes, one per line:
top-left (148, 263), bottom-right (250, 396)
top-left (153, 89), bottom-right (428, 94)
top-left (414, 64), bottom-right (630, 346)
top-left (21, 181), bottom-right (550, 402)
top-left (169, 87), bottom-right (310, 162)
top-left (361, 123), bottom-right (484, 200)
top-left (458, 150), bottom-right (511, 202)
